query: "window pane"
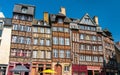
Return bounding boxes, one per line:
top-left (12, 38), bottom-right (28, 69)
top-left (65, 38), bottom-right (70, 45)
top-left (52, 27), bottom-right (57, 31)
top-left (64, 28), bottom-right (69, 32)
top-left (46, 39), bottom-right (50, 46)
top-left (40, 28), bottom-right (44, 33)
top-left (33, 27), bottom-right (38, 32)
top-left (59, 37), bottom-right (64, 45)
top-left (34, 38), bottom-right (38, 45)
top-left (66, 51), bottom-right (70, 58)
top-left (40, 51), bottom-right (44, 58)
top-left (58, 27), bottom-right (63, 32)
top-left (26, 38), bottom-right (31, 44)
top-left (80, 34), bottom-right (84, 40)
top-left (46, 51), bottom-right (51, 59)
top-left (80, 44), bottom-right (85, 50)
top-left (40, 39), bottom-right (44, 45)
top-left (58, 18), bottom-right (63, 23)
top-left (53, 49), bottom-right (58, 58)
top-left (59, 50), bottom-right (64, 58)
top-left (53, 37), bottom-right (58, 44)
top-left (45, 28), bottom-right (51, 34)
top-left (12, 36), bottom-right (17, 43)
top-left (32, 51), bottom-right (37, 58)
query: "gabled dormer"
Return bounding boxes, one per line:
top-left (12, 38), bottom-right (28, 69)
top-left (80, 13), bottom-right (96, 26)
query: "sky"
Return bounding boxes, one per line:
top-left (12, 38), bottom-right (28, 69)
top-left (0, 0), bottom-right (120, 42)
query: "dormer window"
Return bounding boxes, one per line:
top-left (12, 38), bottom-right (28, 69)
top-left (21, 7), bottom-right (28, 13)
top-left (44, 22), bottom-right (47, 25)
top-left (38, 21), bottom-right (41, 25)
top-left (58, 18), bottom-right (63, 23)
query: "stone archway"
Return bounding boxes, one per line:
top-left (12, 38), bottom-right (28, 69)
top-left (54, 64), bottom-right (62, 75)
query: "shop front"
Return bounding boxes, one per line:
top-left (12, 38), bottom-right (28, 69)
top-left (72, 64), bottom-right (87, 75)
top-left (87, 66), bottom-right (101, 75)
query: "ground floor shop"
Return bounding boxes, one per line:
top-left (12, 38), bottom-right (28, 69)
top-left (7, 62), bottom-right (30, 75)
top-left (0, 64), bottom-right (8, 75)
top-left (72, 64), bottom-right (101, 75)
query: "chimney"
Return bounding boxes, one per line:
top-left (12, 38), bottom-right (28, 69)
top-left (93, 16), bottom-right (99, 25)
top-left (43, 12), bottom-right (49, 23)
top-left (60, 7), bottom-right (66, 16)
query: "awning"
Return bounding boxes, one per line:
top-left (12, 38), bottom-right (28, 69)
top-left (10, 65), bottom-right (30, 72)
top-left (42, 69), bottom-right (56, 73)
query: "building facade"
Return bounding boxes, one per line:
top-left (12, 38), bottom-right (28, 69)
top-left (50, 7), bottom-right (72, 75)
top-left (32, 12), bottom-right (52, 75)
top-left (0, 3), bottom-right (117, 75)
top-left (8, 4), bottom-right (35, 75)
top-left (0, 12), bottom-right (12, 75)
top-left (71, 14), bottom-right (104, 75)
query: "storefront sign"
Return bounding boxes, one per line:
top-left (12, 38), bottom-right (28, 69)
top-left (87, 66), bottom-right (100, 70)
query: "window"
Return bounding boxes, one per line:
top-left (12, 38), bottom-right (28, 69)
top-left (40, 28), bottom-right (44, 33)
top-left (99, 56), bottom-right (103, 62)
top-left (45, 28), bottom-right (51, 34)
top-left (26, 50), bottom-right (31, 57)
top-left (46, 51), bottom-right (51, 59)
top-left (21, 15), bottom-right (26, 20)
top-left (46, 39), bottom-right (50, 46)
top-left (32, 51), bottom-right (37, 58)
top-left (91, 27), bottom-right (96, 31)
top-left (98, 46), bottom-right (102, 51)
top-left (64, 28), bottom-right (69, 32)
top-left (40, 39), bottom-right (44, 45)
top-left (53, 49), bottom-right (58, 58)
top-left (11, 49), bottom-right (16, 56)
top-left (20, 25), bottom-right (25, 31)
top-left (26, 38), bottom-right (31, 44)
top-left (86, 45), bottom-right (91, 50)
top-left (12, 36), bottom-right (17, 43)
top-left (13, 24), bottom-right (18, 30)
top-left (28, 16), bottom-right (32, 21)
top-left (33, 27), bottom-right (38, 32)
top-left (66, 51), bottom-right (70, 58)
top-left (80, 34), bottom-right (84, 40)
top-left (33, 38), bottom-right (38, 45)
top-left (86, 56), bottom-right (91, 61)
top-left (65, 38), bottom-right (70, 45)
top-left (26, 26), bottom-right (31, 32)
top-left (93, 56), bottom-right (98, 62)
top-left (40, 51), bottom-right (45, 58)
top-left (92, 36), bottom-right (96, 41)
top-left (17, 50), bottom-right (21, 56)
top-left (58, 18), bottom-right (63, 23)
top-left (80, 55), bottom-right (85, 61)
top-left (64, 66), bottom-right (69, 71)
top-left (80, 25), bottom-right (84, 30)
top-left (98, 36), bottom-right (102, 41)
top-left (0, 30), bottom-right (2, 37)
top-left (93, 46), bottom-right (97, 51)
top-left (58, 27), bottom-right (63, 32)
top-left (53, 37), bottom-right (58, 45)
top-left (23, 50), bottom-right (27, 57)
top-left (52, 27), bottom-right (57, 31)
top-left (59, 50), bottom-right (64, 58)
top-left (21, 7), bottom-right (27, 13)
top-left (19, 37), bottom-right (24, 44)
top-left (86, 35), bottom-right (90, 40)
top-left (80, 44), bottom-right (85, 50)
top-left (59, 37), bottom-right (64, 45)
top-left (13, 14), bottom-right (19, 19)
